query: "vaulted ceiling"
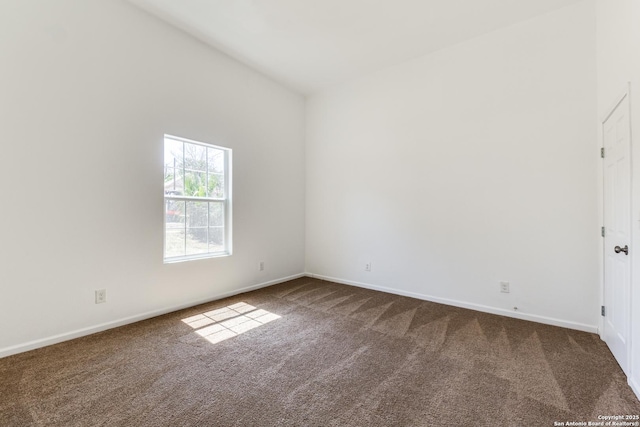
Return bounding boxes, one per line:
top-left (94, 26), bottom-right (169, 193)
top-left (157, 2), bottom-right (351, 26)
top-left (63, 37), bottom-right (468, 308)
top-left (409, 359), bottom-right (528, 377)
top-left (129, 0), bottom-right (583, 94)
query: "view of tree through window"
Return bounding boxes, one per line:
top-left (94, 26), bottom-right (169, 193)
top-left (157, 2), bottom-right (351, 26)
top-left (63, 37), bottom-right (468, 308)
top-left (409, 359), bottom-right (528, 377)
top-left (164, 135), bottom-right (231, 261)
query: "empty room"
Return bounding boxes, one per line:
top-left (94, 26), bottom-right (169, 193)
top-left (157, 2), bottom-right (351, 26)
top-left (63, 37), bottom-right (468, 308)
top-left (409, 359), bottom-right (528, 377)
top-left (1, 0), bottom-right (639, 425)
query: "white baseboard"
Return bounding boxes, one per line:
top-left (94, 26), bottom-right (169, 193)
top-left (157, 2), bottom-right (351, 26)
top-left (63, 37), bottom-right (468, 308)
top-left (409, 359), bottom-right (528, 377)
top-left (1, 271), bottom-right (600, 359)
top-left (306, 273), bottom-right (598, 334)
top-left (630, 376), bottom-right (640, 401)
top-left (0, 273), bottom-right (305, 359)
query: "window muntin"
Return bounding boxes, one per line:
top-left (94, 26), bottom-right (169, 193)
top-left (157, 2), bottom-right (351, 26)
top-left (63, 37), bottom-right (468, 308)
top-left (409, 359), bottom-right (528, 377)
top-left (164, 135), bottom-right (231, 262)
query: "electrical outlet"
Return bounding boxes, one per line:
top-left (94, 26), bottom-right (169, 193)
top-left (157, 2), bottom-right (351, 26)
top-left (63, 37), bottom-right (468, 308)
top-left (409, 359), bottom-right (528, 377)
top-left (259, 261), bottom-right (265, 271)
top-left (95, 289), bottom-right (107, 304)
top-left (500, 281), bottom-right (510, 293)
top-left (365, 262), bottom-right (372, 272)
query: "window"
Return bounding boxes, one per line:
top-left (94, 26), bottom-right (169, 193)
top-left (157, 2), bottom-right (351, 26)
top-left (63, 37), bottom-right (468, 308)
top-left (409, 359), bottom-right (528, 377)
top-left (163, 135), bottom-right (232, 262)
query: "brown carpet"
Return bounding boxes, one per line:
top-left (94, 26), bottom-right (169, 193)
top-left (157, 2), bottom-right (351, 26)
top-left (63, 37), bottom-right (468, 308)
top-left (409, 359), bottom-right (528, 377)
top-left (1, 277), bottom-right (639, 426)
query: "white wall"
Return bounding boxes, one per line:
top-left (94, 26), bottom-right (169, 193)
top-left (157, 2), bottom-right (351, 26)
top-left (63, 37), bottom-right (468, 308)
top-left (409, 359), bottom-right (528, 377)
top-left (306, 1), bottom-right (599, 331)
top-left (596, 0), bottom-right (640, 399)
top-left (0, 0), bottom-right (305, 356)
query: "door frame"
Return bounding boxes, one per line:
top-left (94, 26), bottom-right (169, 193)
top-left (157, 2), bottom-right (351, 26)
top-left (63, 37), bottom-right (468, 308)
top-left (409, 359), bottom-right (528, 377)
top-left (599, 82), bottom-right (632, 376)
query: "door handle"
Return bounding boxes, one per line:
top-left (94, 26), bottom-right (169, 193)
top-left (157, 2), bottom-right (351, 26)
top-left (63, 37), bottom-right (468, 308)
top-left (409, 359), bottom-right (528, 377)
top-left (614, 245), bottom-right (629, 255)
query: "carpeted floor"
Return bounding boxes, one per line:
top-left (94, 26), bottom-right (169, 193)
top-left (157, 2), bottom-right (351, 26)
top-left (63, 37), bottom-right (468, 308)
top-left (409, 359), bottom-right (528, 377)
top-left (1, 277), bottom-right (639, 426)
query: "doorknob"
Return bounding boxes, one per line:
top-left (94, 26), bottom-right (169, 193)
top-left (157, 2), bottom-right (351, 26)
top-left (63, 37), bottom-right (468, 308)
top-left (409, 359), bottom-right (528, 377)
top-left (614, 245), bottom-right (629, 255)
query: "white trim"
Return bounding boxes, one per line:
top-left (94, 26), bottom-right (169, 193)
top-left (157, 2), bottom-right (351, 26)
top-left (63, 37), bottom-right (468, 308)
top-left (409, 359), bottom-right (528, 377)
top-left (163, 250), bottom-right (231, 264)
top-left (630, 376), bottom-right (640, 402)
top-left (164, 133), bottom-right (229, 151)
top-left (0, 273), bottom-right (304, 359)
top-left (597, 117), bottom-right (605, 340)
top-left (165, 195), bottom-right (226, 202)
top-left (306, 273), bottom-right (598, 334)
top-left (601, 84), bottom-right (630, 124)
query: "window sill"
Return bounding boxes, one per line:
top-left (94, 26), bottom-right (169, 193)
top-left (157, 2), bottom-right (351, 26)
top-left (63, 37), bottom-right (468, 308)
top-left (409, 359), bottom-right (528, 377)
top-left (163, 252), bottom-right (231, 264)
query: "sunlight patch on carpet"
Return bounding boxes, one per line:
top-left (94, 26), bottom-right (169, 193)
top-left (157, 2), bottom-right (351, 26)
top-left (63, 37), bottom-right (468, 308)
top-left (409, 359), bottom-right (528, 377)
top-left (182, 302), bottom-right (281, 344)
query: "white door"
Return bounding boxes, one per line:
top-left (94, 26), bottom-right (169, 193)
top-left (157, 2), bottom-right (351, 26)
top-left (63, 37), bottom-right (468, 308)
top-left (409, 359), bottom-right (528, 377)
top-left (603, 91), bottom-right (631, 375)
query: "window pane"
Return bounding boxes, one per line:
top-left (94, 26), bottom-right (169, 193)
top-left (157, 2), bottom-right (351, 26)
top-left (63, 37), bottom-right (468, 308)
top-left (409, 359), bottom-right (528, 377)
top-left (208, 173), bottom-right (224, 198)
top-left (186, 202), bottom-right (208, 227)
top-left (209, 202), bottom-right (224, 227)
top-left (164, 138), bottom-right (183, 196)
top-left (186, 228), bottom-right (208, 255)
top-left (165, 228), bottom-right (185, 258)
top-left (207, 148), bottom-right (224, 174)
top-left (164, 138), bottom-right (183, 170)
top-left (165, 200), bottom-right (185, 228)
top-left (184, 142), bottom-right (206, 172)
top-left (185, 201), bottom-right (207, 255)
top-left (209, 227), bottom-right (224, 252)
top-left (164, 167), bottom-right (184, 196)
top-left (184, 171), bottom-right (207, 197)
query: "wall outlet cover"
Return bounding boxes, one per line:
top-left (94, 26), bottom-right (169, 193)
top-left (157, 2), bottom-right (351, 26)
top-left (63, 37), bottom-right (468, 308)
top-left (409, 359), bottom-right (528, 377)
top-left (95, 289), bottom-right (106, 304)
top-left (500, 281), bottom-right (510, 293)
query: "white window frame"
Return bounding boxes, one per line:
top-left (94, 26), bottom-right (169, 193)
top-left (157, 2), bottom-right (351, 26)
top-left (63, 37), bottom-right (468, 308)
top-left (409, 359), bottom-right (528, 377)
top-left (163, 134), bottom-right (232, 263)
